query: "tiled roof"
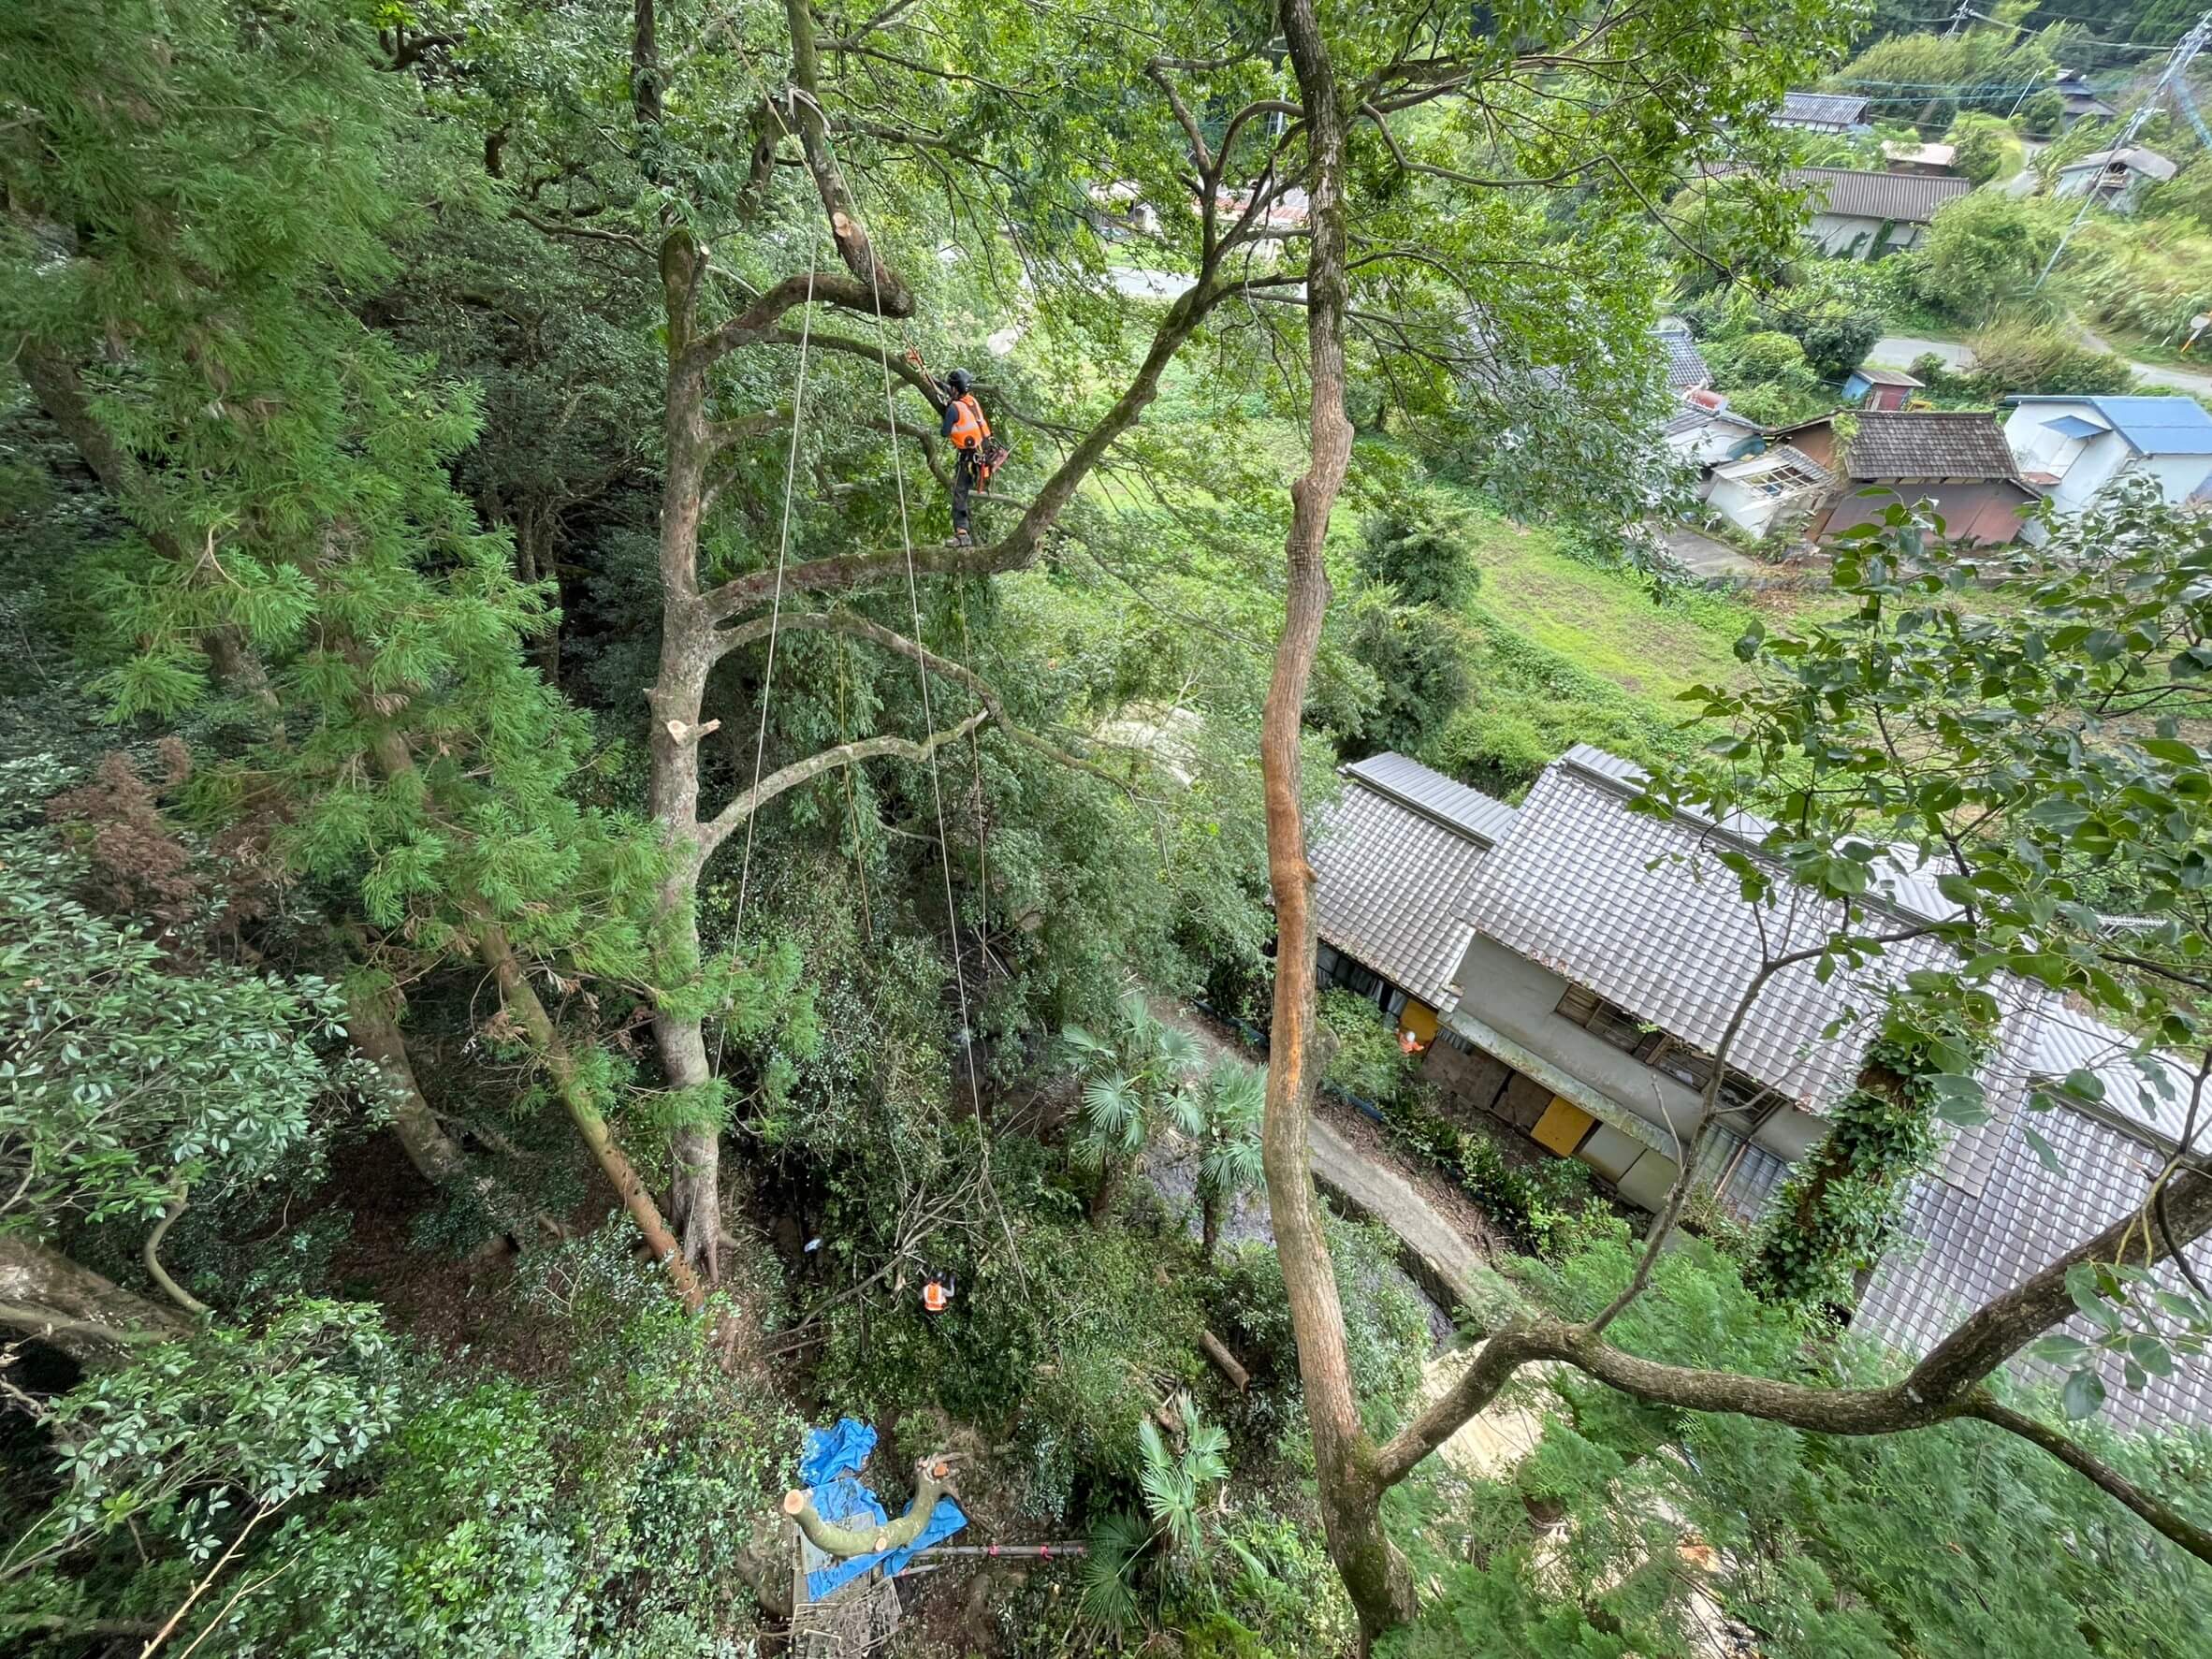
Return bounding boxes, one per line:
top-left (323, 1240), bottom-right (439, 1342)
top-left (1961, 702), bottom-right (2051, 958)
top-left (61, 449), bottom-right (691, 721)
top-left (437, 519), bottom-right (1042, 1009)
top-left (2060, 145), bottom-right (2178, 182)
top-left (1454, 746), bottom-right (2045, 1195)
top-left (1790, 167), bottom-right (1972, 224)
top-left (1778, 92), bottom-right (1869, 127)
top-left (1850, 365), bottom-right (1923, 388)
top-left (2008, 395), bottom-right (2212, 458)
top-left (1844, 411), bottom-right (2022, 482)
top-left (1859, 1101), bottom-right (2212, 1433)
top-left (1311, 755), bottom-right (1516, 1006)
top-left (2030, 1006), bottom-right (2212, 1152)
top-left (1659, 331), bottom-right (1713, 392)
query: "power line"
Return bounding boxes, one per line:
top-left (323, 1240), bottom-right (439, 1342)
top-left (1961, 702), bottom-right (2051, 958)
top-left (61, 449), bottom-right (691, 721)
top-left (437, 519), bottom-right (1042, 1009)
top-left (1963, 9), bottom-right (2189, 51)
top-left (2038, 5), bottom-right (2212, 289)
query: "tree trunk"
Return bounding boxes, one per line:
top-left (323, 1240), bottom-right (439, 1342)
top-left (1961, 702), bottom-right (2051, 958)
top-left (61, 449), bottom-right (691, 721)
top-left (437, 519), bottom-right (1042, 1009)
top-left (473, 920), bottom-right (706, 1311)
top-left (1201, 1189), bottom-right (1223, 1261)
top-left (0, 1235), bottom-right (188, 1362)
top-left (644, 240), bottom-right (727, 1278)
top-left (1089, 1158), bottom-right (1124, 1228)
top-left (344, 979), bottom-right (472, 1188)
top-left (1259, 3), bottom-right (1417, 1647)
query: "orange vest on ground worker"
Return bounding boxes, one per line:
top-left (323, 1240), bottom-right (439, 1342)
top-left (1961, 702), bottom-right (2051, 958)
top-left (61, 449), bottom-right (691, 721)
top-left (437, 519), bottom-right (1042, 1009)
top-left (941, 393), bottom-right (989, 451)
top-left (922, 1277), bottom-right (953, 1313)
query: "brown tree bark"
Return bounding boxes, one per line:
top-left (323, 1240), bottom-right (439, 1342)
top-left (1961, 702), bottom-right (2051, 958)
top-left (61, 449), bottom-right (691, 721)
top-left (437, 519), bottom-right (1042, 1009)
top-left (1256, 4), bottom-right (1413, 1647)
top-left (0, 1235), bottom-right (189, 1362)
top-left (344, 979), bottom-right (473, 1189)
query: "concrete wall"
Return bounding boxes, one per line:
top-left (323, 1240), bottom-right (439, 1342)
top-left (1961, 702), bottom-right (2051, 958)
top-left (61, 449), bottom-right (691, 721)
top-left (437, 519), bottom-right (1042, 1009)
top-left (1447, 935), bottom-right (1825, 1164)
top-left (1817, 479), bottom-right (2028, 546)
top-left (1810, 212), bottom-right (1923, 258)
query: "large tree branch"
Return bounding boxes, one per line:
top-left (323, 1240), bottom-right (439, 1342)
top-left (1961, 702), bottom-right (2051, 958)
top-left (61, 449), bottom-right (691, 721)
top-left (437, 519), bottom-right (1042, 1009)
top-left (696, 276), bottom-right (1220, 625)
top-left (1373, 1310), bottom-right (2212, 1564)
top-left (710, 610), bottom-right (1144, 793)
top-left (699, 709), bottom-right (989, 855)
top-left (780, 0), bottom-right (912, 315)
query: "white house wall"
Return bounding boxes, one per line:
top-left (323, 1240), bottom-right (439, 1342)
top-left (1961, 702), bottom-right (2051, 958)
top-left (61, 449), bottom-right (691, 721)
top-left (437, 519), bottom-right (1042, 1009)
top-left (1448, 935), bottom-right (1826, 1164)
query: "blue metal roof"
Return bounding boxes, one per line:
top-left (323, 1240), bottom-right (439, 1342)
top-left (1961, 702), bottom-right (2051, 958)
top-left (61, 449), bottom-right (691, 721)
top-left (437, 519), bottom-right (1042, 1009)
top-left (2009, 395), bottom-right (2212, 457)
top-left (2042, 414), bottom-right (2106, 439)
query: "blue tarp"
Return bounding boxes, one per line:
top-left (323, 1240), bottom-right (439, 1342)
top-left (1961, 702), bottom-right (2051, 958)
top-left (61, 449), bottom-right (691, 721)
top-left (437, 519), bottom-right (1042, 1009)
top-left (799, 1418), bottom-right (969, 1601)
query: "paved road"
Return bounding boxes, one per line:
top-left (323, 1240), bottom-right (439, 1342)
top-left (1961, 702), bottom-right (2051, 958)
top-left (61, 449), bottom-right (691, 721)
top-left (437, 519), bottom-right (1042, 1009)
top-left (1872, 332), bottom-right (2212, 396)
top-left (1870, 335), bottom-right (1973, 371)
top-left (1655, 522), bottom-right (1760, 580)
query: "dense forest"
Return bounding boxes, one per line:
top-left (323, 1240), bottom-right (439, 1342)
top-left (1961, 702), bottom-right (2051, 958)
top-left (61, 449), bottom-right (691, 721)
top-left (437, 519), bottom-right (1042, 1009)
top-left (5, 3), bottom-right (2212, 1657)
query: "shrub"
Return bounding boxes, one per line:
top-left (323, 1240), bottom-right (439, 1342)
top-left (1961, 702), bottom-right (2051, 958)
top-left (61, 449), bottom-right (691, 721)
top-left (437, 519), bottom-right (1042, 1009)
top-left (1914, 192), bottom-right (2056, 325)
top-left (1943, 112), bottom-right (2021, 186)
top-left (1708, 329), bottom-right (1805, 387)
top-left (2017, 88), bottom-right (2063, 139)
top-left (1378, 1087), bottom-right (1589, 1254)
top-left (1355, 494), bottom-right (1478, 610)
top-left (1964, 320), bottom-right (2137, 398)
top-left (1317, 989), bottom-right (1414, 1104)
top-left (1344, 594), bottom-right (1471, 760)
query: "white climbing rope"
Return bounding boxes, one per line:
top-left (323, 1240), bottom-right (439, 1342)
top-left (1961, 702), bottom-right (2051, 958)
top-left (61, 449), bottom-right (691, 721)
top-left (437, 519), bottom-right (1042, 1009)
top-left (734, 227), bottom-right (821, 931)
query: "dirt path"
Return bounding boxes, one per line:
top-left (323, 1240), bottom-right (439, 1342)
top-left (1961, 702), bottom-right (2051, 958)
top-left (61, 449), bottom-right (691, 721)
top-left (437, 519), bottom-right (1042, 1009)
top-left (1153, 1001), bottom-right (1504, 1324)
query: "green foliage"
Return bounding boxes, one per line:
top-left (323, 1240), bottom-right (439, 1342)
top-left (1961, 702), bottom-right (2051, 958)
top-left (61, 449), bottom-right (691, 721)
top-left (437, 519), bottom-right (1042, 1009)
top-left (2018, 88), bottom-right (2065, 138)
top-left (1209, 1221), bottom-right (1431, 1444)
top-left (1317, 991), bottom-right (1416, 1104)
top-left (1343, 594), bottom-right (1472, 761)
top-left (1943, 112), bottom-right (2024, 186)
top-left (1437, 1213), bottom-right (2212, 1659)
top-left (0, 791), bottom-right (356, 1246)
top-left (1658, 481), bottom-right (2212, 1406)
top-left (3, 1302), bottom-right (398, 1635)
top-left (1913, 193), bottom-right (2060, 326)
top-left (221, 1232), bottom-right (800, 1657)
top-left (1749, 994), bottom-right (1997, 1307)
top-left (1355, 496), bottom-right (1480, 611)
top-left (1378, 1088), bottom-right (1591, 1254)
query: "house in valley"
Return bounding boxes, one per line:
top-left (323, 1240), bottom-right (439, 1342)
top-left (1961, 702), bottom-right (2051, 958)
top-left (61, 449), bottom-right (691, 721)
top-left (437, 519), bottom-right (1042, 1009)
top-left (1773, 91), bottom-right (1869, 134)
top-left (1805, 409), bottom-right (2037, 546)
top-left (2052, 69), bottom-right (2117, 125)
top-left (1702, 443), bottom-right (1832, 539)
top-left (1790, 167), bottom-right (1971, 258)
top-left (1309, 745), bottom-right (2212, 1430)
top-left (1662, 391), bottom-right (1763, 470)
top-left (2003, 394), bottom-right (2212, 531)
top-left (1880, 140), bottom-right (1958, 177)
top-left (1841, 364), bottom-right (1923, 411)
top-left (2054, 145), bottom-right (2177, 212)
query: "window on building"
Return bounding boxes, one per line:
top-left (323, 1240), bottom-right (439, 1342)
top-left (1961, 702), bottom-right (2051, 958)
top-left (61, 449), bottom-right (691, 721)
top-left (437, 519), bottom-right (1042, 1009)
top-left (1553, 982), bottom-right (1775, 1119)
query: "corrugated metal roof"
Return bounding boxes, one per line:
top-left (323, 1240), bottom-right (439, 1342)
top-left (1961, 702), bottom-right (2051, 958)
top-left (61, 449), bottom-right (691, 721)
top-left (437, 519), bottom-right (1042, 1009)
top-left (1790, 166), bottom-right (1972, 224)
top-left (1453, 746), bottom-right (2043, 1196)
top-left (1311, 756), bottom-right (1516, 1006)
top-left (1778, 92), bottom-right (1870, 127)
top-left (1859, 1103), bottom-right (2212, 1433)
top-left (1850, 366), bottom-right (1923, 388)
top-left (2059, 145), bottom-right (2178, 182)
top-left (2007, 395), bottom-right (2212, 457)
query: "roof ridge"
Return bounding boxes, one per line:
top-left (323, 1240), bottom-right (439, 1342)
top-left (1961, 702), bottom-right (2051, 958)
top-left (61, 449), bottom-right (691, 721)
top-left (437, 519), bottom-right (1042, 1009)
top-left (1342, 753), bottom-right (1514, 847)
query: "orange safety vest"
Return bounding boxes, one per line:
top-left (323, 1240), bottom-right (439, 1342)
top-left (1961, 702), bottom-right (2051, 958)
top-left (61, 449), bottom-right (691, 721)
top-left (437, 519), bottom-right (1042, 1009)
top-left (947, 393), bottom-right (990, 451)
top-left (922, 1279), bottom-right (952, 1314)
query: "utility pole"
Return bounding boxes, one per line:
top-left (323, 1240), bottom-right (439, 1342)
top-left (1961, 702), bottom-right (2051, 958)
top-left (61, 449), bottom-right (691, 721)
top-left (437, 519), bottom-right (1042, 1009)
top-left (1945, 0), bottom-right (1972, 36)
top-left (2035, 7), bottom-right (2212, 289)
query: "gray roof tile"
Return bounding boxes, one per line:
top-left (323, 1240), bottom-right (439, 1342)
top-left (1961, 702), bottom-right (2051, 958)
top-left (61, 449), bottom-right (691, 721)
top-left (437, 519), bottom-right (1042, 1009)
top-left (1311, 756), bottom-right (1516, 1006)
top-left (1790, 166), bottom-right (1971, 224)
top-left (1778, 92), bottom-right (1870, 127)
top-left (1455, 746), bottom-right (2040, 1194)
top-left (1845, 411), bottom-right (2022, 483)
top-left (1859, 1104), bottom-right (2212, 1432)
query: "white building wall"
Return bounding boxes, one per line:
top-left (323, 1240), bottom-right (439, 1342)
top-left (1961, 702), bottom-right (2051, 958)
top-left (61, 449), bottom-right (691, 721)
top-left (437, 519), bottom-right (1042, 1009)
top-left (1707, 473), bottom-right (1790, 537)
top-left (1448, 935), bottom-right (1826, 1164)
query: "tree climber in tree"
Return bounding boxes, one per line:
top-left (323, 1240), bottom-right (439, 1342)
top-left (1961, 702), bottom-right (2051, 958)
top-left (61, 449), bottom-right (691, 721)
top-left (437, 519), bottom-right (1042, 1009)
top-left (909, 353), bottom-right (992, 546)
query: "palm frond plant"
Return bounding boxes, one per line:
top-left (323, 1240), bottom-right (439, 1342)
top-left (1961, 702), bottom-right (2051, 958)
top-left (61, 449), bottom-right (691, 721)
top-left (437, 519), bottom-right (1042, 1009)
top-left (1194, 1062), bottom-right (1266, 1259)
